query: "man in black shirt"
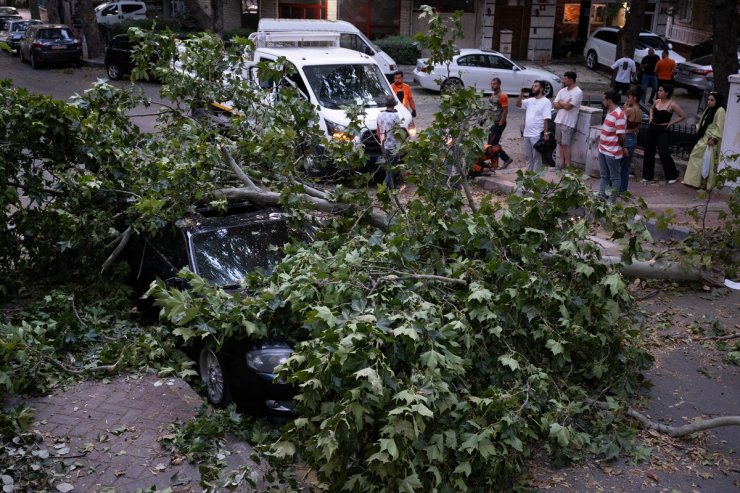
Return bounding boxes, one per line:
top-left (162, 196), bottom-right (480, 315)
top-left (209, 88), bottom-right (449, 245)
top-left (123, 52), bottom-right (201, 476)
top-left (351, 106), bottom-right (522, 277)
top-left (640, 48), bottom-right (660, 104)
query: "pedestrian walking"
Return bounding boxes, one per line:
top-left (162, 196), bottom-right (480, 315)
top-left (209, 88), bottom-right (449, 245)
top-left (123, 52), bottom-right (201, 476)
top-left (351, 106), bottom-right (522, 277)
top-left (552, 70), bottom-right (583, 170)
top-left (683, 91), bottom-right (726, 190)
top-left (391, 70), bottom-right (416, 117)
top-left (376, 94), bottom-right (402, 188)
top-left (598, 90), bottom-right (627, 201)
top-left (655, 50), bottom-right (676, 88)
top-left (620, 87), bottom-right (643, 192)
top-left (640, 48), bottom-right (660, 103)
top-left (642, 84), bottom-right (687, 183)
top-left (487, 77), bottom-right (514, 169)
top-left (516, 81), bottom-right (552, 173)
top-left (611, 56), bottom-right (637, 96)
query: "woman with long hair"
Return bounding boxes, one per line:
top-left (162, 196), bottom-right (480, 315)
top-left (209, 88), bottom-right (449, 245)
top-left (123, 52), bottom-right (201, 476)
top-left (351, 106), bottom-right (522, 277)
top-left (620, 87), bottom-right (643, 192)
top-left (682, 92), bottom-right (726, 190)
top-left (641, 84), bottom-right (687, 183)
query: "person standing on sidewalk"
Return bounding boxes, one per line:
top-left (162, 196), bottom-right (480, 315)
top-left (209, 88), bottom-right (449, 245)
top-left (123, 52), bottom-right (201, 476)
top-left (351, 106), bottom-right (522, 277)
top-left (642, 84), bottom-right (687, 183)
top-left (598, 90), bottom-right (626, 201)
top-left (391, 71), bottom-right (416, 118)
top-left (516, 80), bottom-right (552, 173)
top-left (552, 71), bottom-right (583, 170)
top-left (655, 50), bottom-right (676, 88)
top-left (611, 56), bottom-right (637, 96)
top-left (620, 87), bottom-right (643, 192)
top-left (486, 77), bottom-right (513, 169)
top-left (640, 48), bottom-right (660, 103)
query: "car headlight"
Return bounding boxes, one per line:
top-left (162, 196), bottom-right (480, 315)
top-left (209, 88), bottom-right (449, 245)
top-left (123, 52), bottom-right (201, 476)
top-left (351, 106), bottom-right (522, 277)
top-left (326, 120), bottom-right (352, 141)
top-left (246, 347), bottom-right (293, 373)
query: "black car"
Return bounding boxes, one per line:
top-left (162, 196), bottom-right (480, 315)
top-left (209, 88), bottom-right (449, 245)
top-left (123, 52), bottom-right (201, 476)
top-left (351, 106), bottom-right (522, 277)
top-left (126, 202), bottom-right (312, 415)
top-left (19, 24), bottom-right (83, 69)
top-left (105, 33), bottom-right (160, 81)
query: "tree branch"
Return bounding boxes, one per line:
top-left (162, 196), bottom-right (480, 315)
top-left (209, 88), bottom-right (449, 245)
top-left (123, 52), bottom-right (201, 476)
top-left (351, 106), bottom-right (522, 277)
top-left (220, 145), bottom-right (261, 191)
top-left (379, 272), bottom-right (467, 286)
top-left (589, 400), bottom-right (740, 437)
top-left (701, 332), bottom-right (740, 341)
top-left (101, 226), bottom-right (132, 274)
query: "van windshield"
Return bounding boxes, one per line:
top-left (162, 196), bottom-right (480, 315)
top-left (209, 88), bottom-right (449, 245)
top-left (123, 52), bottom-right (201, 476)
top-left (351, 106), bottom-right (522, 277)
top-left (303, 64), bottom-right (391, 109)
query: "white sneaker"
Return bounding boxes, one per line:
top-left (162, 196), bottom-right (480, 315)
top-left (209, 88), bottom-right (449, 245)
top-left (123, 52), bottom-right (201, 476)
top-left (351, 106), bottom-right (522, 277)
top-left (668, 179), bottom-right (677, 184)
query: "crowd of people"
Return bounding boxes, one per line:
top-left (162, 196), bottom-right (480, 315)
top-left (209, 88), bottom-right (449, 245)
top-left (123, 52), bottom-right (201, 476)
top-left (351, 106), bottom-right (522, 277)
top-left (378, 63), bottom-right (726, 197)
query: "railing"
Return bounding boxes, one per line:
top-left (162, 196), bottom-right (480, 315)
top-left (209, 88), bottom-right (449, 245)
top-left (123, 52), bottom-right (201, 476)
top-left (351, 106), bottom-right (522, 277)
top-left (667, 24), bottom-right (711, 46)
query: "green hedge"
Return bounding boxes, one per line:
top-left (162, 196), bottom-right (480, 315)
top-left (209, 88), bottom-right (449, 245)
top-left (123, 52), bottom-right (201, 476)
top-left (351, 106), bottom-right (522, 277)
top-left (104, 18), bottom-right (200, 38)
top-left (375, 35), bottom-right (421, 66)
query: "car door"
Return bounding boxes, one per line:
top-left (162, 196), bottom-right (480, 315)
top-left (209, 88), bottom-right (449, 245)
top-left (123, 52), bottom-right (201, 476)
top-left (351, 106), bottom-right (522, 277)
top-left (121, 2), bottom-right (145, 20)
top-left (484, 53), bottom-right (521, 94)
top-left (99, 3), bottom-right (120, 24)
top-left (454, 54), bottom-right (490, 91)
top-left (597, 30), bottom-right (618, 66)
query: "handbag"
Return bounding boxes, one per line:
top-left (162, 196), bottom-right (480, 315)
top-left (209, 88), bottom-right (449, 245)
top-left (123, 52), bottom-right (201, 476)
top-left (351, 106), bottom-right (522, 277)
top-left (700, 146), bottom-right (712, 179)
top-left (534, 131), bottom-right (556, 154)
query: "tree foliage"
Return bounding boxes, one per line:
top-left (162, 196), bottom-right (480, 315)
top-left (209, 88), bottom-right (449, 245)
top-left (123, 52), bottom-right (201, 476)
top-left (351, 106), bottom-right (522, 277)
top-left (3, 9), bottom-right (734, 491)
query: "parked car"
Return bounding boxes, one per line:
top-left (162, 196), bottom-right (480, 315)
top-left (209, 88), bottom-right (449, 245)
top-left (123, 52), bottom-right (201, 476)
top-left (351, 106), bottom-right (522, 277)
top-left (413, 48), bottom-right (563, 97)
top-left (0, 19), bottom-right (43, 54)
top-left (105, 33), bottom-right (160, 80)
top-left (583, 27), bottom-right (685, 71)
top-left (674, 54), bottom-right (740, 96)
top-left (19, 24), bottom-right (83, 69)
top-left (95, 0), bottom-right (148, 25)
top-left (125, 201), bottom-right (313, 415)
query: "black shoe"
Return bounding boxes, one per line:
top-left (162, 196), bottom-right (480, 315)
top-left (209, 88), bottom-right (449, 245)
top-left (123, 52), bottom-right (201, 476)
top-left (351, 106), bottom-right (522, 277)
top-left (500, 158), bottom-right (513, 169)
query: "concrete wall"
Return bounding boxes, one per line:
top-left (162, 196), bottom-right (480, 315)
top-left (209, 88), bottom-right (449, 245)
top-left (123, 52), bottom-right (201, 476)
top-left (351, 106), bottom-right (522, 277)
top-left (527, 0), bottom-right (556, 63)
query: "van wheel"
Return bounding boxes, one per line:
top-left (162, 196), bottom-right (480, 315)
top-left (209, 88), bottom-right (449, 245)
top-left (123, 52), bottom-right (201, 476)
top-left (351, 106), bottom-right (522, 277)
top-left (441, 77), bottom-right (464, 93)
top-left (586, 50), bottom-right (598, 70)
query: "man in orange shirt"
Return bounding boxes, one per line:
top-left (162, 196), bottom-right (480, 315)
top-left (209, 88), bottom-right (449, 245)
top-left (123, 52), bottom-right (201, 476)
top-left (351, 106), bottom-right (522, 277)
top-left (655, 50), bottom-right (676, 88)
top-left (391, 71), bottom-right (416, 118)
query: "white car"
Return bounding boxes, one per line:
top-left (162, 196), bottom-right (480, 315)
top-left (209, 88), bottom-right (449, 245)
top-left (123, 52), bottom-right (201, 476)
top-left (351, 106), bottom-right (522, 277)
top-left (95, 0), bottom-right (147, 25)
top-left (583, 27), bottom-right (685, 70)
top-left (413, 48), bottom-right (563, 97)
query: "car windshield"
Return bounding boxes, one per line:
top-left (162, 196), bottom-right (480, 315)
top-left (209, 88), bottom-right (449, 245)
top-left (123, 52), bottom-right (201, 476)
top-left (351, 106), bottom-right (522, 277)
top-left (691, 55), bottom-right (712, 65)
top-left (303, 63), bottom-right (392, 109)
top-left (12, 21), bottom-right (35, 32)
top-left (638, 35), bottom-right (669, 51)
top-left (191, 219), bottom-right (305, 286)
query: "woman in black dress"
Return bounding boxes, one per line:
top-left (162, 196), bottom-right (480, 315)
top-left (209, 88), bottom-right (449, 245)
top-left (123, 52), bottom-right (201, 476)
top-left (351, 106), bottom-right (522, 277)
top-left (641, 84), bottom-right (687, 183)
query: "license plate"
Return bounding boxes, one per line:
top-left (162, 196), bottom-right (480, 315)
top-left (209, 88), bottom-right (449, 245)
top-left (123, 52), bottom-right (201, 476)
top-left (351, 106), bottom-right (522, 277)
top-left (51, 45), bottom-right (66, 50)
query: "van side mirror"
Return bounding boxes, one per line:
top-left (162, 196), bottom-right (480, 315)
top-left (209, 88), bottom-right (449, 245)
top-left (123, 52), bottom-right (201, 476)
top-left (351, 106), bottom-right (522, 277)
top-left (668, 43), bottom-right (673, 49)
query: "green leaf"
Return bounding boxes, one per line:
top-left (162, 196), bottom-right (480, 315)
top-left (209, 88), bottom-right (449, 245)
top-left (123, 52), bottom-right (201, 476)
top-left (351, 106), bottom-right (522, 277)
top-left (379, 438), bottom-right (399, 460)
top-left (453, 461), bottom-right (472, 477)
top-left (575, 262), bottom-right (595, 277)
top-left (498, 354), bottom-right (520, 371)
top-left (545, 339), bottom-right (565, 356)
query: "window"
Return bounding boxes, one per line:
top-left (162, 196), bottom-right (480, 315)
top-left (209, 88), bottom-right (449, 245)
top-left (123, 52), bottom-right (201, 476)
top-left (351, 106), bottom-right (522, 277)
top-left (101, 5), bottom-right (118, 16)
top-left (676, 0), bottom-right (691, 23)
top-left (486, 55), bottom-right (514, 70)
top-left (122, 3), bottom-right (144, 14)
top-left (413, 0), bottom-right (474, 13)
top-left (595, 30), bottom-right (617, 44)
top-left (457, 55), bottom-right (485, 67)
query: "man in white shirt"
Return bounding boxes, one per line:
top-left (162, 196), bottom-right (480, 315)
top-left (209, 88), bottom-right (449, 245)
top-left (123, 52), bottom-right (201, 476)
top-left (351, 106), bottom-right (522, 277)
top-left (552, 71), bottom-right (583, 170)
top-left (516, 80), bottom-right (552, 173)
top-left (611, 56), bottom-right (636, 96)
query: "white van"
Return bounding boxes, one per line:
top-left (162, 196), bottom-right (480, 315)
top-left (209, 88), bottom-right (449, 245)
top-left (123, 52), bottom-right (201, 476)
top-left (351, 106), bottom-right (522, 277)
top-left (253, 18), bottom-right (398, 81)
top-left (95, 0), bottom-right (147, 25)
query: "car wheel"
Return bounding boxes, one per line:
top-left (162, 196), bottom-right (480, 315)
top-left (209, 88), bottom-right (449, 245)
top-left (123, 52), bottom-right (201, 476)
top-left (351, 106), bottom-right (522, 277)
top-left (107, 63), bottom-right (122, 80)
top-left (199, 346), bottom-right (232, 408)
top-left (441, 77), bottom-right (464, 93)
top-left (586, 50), bottom-right (598, 70)
top-left (542, 82), bottom-right (554, 98)
top-left (30, 53), bottom-right (40, 69)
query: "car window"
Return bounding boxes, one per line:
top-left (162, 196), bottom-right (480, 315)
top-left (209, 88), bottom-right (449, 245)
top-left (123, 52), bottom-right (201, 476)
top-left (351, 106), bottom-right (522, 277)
top-left (486, 54), bottom-right (514, 70)
top-left (692, 55), bottom-right (712, 65)
top-left (638, 35), bottom-right (669, 51)
top-left (101, 5), bottom-right (118, 16)
top-left (340, 33), bottom-right (373, 56)
top-left (38, 28), bottom-right (73, 40)
top-left (122, 3), bottom-right (144, 14)
top-left (458, 54), bottom-right (488, 67)
top-left (594, 30), bottom-right (618, 44)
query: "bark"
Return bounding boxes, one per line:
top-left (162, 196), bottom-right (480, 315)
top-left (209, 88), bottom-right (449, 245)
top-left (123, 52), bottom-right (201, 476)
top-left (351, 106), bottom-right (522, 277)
top-left (75, 0), bottom-right (105, 58)
top-left (100, 226), bottom-right (132, 274)
top-left (616, 0), bottom-right (646, 60)
top-left (44, 0), bottom-right (62, 23)
top-left (601, 256), bottom-right (724, 286)
top-left (181, 0), bottom-right (214, 31)
top-left (712, 0), bottom-right (739, 101)
top-left (29, 0), bottom-right (41, 20)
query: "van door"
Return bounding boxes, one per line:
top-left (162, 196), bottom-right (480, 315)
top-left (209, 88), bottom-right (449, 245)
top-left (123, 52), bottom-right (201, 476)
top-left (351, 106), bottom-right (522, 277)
top-left (339, 33), bottom-right (374, 56)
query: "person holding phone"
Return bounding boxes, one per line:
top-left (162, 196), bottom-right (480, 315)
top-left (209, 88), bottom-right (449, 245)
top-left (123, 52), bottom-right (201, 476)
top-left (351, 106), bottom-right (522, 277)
top-left (516, 80), bottom-right (552, 173)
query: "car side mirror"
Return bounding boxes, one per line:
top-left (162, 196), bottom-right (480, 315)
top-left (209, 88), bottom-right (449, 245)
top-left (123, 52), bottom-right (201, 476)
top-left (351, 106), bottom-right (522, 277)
top-left (512, 66), bottom-right (520, 72)
top-left (164, 276), bottom-right (188, 290)
top-left (668, 43), bottom-right (673, 49)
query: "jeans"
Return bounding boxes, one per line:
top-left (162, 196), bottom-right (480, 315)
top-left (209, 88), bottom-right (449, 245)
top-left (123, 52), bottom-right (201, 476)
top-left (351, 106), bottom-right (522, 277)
top-left (382, 150), bottom-right (399, 188)
top-left (487, 122), bottom-right (511, 163)
top-left (641, 74), bottom-right (657, 103)
top-left (599, 152), bottom-right (622, 202)
top-left (642, 125), bottom-right (679, 181)
top-left (620, 133), bottom-right (637, 192)
top-left (524, 136), bottom-right (544, 172)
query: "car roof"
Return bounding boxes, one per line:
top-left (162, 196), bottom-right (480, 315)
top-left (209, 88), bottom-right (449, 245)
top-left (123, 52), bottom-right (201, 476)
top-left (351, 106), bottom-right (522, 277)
top-left (257, 46), bottom-right (374, 64)
top-left (29, 23), bottom-right (72, 30)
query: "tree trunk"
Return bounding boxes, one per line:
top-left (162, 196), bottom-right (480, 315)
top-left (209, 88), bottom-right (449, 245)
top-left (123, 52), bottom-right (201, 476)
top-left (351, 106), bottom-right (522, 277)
top-left (74, 0), bottom-right (105, 58)
top-left (181, 0), bottom-right (214, 31)
top-left (616, 0), bottom-right (646, 60)
top-left (712, 0), bottom-right (739, 101)
top-left (45, 0), bottom-right (63, 24)
top-left (29, 0), bottom-right (41, 20)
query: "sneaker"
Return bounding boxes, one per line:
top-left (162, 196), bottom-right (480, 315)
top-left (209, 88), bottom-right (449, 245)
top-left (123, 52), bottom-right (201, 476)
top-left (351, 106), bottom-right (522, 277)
top-left (668, 179), bottom-right (677, 184)
top-left (500, 158), bottom-right (513, 169)
top-left (640, 178), bottom-right (650, 183)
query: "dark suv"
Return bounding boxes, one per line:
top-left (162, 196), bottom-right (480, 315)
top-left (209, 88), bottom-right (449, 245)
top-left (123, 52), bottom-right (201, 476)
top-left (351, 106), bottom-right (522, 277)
top-left (105, 34), bottom-right (136, 79)
top-left (126, 202), bottom-right (312, 415)
top-left (19, 24), bottom-right (82, 69)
